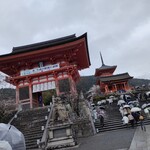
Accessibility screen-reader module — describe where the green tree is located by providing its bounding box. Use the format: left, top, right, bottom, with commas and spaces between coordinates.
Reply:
42, 90, 56, 106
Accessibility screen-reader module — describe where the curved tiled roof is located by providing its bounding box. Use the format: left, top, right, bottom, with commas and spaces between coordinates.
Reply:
96, 64, 117, 70
12, 34, 76, 54
99, 72, 133, 82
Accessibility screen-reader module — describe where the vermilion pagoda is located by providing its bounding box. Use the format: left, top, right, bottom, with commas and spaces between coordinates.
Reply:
95, 53, 133, 94
0, 33, 91, 108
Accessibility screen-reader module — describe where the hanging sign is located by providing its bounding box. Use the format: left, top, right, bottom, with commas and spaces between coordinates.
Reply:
20, 63, 60, 76
32, 81, 56, 93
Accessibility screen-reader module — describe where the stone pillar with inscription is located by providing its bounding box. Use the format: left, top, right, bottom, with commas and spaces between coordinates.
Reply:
46, 97, 76, 149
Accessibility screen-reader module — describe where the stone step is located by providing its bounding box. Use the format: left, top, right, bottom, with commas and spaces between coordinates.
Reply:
13, 119, 47, 127
11, 107, 50, 150
15, 114, 49, 122
94, 100, 150, 133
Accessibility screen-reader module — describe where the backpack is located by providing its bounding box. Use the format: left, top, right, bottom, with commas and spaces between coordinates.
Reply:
139, 115, 144, 120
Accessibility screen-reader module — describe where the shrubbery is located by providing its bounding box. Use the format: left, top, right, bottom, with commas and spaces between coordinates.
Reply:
0, 100, 16, 123
93, 95, 106, 104
42, 90, 56, 106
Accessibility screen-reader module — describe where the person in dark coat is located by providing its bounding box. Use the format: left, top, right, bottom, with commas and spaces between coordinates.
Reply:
144, 93, 148, 101
123, 94, 126, 102
139, 113, 146, 131
132, 112, 140, 124
128, 113, 135, 128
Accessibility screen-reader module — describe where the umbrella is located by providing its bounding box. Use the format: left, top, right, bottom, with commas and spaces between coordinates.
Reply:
131, 107, 141, 112
99, 106, 105, 110
0, 123, 26, 150
128, 101, 134, 105
109, 96, 114, 98
106, 98, 113, 103
117, 100, 125, 105
132, 101, 139, 104
142, 103, 147, 109
87, 94, 92, 98
101, 100, 106, 104
97, 101, 102, 105
144, 108, 149, 114
146, 103, 150, 107
146, 91, 150, 95
91, 103, 95, 106
0, 141, 12, 150
123, 105, 131, 108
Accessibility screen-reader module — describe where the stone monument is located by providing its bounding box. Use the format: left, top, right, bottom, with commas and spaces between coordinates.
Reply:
46, 96, 76, 150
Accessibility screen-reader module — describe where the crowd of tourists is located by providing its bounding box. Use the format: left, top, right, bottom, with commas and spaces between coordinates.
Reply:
118, 94, 146, 131
91, 104, 105, 128
90, 92, 150, 132
90, 97, 116, 128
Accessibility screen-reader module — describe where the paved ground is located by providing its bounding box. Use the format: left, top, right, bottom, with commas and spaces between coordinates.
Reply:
54, 125, 150, 150
73, 128, 135, 150
129, 125, 149, 150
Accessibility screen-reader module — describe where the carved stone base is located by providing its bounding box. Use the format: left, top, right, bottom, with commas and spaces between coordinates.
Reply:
46, 122, 76, 150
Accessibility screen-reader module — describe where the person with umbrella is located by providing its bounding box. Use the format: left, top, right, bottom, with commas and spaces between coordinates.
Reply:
122, 115, 129, 127
123, 105, 131, 115
96, 107, 105, 128
123, 107, 128, 116
128, 113, 135, 128
0, 123, 26, 150
144, 108, 150, 118
139, 113, 146, 131
132, 111, 140, 124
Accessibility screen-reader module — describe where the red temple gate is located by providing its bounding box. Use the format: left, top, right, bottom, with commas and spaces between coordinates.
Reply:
0, 33, 90, 109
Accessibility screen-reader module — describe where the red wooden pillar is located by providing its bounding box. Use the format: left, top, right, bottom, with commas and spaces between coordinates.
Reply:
105, 85, 108, 93
16, 85, 19, 106
29, 83, 33, 108
71, 78, 77, 95
114, 84, 117, 92
69, 75, 77, 95
123, 82, 127, 91
55, 78, 60, 96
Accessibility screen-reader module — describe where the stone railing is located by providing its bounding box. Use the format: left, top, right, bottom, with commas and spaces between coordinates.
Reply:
39, 104, 54, 149
8, 103, 23, 124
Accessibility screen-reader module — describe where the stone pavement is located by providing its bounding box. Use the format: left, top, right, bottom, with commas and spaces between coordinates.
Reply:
129, 125, 150, 150
69, 125, 150, 150
72, 128, 135, 150
44, 125, 150, 150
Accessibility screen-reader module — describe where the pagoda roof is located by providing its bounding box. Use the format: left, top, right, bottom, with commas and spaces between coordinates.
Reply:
97, 64, 117, 70
94, 52, 117, 76
99, 72, 133, 82
95, 65, 117, 76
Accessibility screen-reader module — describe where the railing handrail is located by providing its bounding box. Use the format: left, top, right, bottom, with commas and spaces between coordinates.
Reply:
8, 106, 22, 124
40, 104, 54, 149
85, 100, 96, 135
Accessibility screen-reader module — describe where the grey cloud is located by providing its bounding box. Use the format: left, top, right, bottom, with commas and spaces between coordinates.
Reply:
0, 0, 150, 79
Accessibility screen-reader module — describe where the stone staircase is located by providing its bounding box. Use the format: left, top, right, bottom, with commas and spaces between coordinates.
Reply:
11, 106, 50, 150
94, 101, 150, 133
94, 102, 123, 132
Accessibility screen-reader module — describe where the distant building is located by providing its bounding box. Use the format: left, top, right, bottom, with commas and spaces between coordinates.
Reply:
95, 52, 133, 94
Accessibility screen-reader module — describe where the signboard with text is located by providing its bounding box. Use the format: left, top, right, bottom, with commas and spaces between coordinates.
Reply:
32, 81, 56, 93
20, 63, 60, 76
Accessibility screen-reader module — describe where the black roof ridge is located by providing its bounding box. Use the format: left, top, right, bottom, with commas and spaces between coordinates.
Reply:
96, 64, 117, 70
12, 34, 76, 54
0, 33, 90, 68
101, 64, 117, 68
100, 72, 130, 78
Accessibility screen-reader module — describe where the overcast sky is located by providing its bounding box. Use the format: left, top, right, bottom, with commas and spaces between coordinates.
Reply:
0, 0, 150, 79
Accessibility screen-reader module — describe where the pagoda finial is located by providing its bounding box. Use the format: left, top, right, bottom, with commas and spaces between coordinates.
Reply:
100, 52, 105, 66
